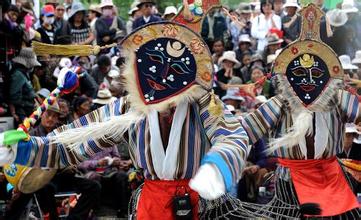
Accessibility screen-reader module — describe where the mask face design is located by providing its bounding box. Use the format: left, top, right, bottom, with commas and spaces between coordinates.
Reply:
286, 53, 330, 106
135, 38, 197, 104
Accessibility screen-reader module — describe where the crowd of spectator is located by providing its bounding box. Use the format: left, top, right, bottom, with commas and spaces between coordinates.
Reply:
1, 0, 361, 218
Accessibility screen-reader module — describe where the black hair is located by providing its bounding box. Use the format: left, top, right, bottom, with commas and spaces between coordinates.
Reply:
97, 55, 111, 67
260, 0, 274, 14
212, 39, 225, 47
72, 96, 89, 113
8, 4, 20, 14
116, 56, 125, 67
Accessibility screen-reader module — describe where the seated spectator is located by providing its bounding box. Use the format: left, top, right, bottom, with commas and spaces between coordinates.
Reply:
215, 51, 242, 98
88, 4, 102, 45
30, 101, 61, 136
8, 48, 40, 124
96, 0, 127, 47
282, 0, 301, 45
58, 98, 71, 125
263, 34, 283, 61
163, 6, 177, 21
352, 51, 361, 77
35, 88, 50, 107
247, 65, 274, 98
273, 0, 284, 16
126, 2, 141, 34
211, 39, 225, 70
326, 9, 353, 57
338, 123, 361, 161
54, 4, 65, 31
201, 8, 228, 48
251, 0, 281, 52
92, 88, 117, 110
221, 78, 245, 115
132, 0, 161, 30
340, 55, 359, 80
71, 96, 92, 120
91, 55, 119, 85
240, 53, 265, 83
235, 34, 253, 62
0, 4, 23, 60
230, 3, 252, 50
37, 5, 56, 44
66, 2, 94, 45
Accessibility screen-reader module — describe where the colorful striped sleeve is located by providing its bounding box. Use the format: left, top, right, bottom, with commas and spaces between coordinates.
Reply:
241, 95, 284, 145
14, 98, 126, 169
198, 94, 250, 192
338, 90, 360, 123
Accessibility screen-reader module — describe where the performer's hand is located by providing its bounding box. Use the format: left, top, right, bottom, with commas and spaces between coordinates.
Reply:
0, 130, 27, 165
189, 163, 225, 200
244, 165, 260, 175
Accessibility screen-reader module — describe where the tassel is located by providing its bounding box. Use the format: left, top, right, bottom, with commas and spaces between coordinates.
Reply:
208, 91, 222, 117
32, 41, 117, 56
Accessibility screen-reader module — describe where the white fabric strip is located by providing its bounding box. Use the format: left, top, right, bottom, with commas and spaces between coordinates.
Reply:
314, 112, 329, 159
148, 100, 188, 180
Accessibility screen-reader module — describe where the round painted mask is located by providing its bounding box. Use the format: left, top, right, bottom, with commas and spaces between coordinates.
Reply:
120, 22, 213, 110
286, 54, 330, 105
135, 38, 197, 103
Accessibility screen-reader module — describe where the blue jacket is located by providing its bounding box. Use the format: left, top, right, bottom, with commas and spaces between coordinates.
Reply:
132, 15, 162, 30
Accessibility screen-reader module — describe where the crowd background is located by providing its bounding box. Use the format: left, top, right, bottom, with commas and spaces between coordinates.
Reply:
0, 0, 361, 219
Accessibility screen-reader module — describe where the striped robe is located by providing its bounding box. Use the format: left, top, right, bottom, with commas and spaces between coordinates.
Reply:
242, 90, 360, 159
14, 94, 250, 190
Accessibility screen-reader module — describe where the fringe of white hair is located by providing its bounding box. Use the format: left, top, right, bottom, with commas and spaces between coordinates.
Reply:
266, 75, 343, 154
121, 50, 208, 114
50, 111, 144, 151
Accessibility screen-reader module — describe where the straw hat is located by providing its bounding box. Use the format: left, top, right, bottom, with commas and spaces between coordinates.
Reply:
352, 51, 361, 64
339, 55, 358, 70
326, 9, 348, 27
266, 34, 284, 46
108, 69, 120, 78
137, 0, 156, 7
68, 2, 86, 19
12, 48, 41, 69
238, 34, 252, 44
342, 1, 359, 13
47, 101, 62, 114
283, 0, 301, 9
267, 54, 277, 64
222, 88, 245, 102
128, 1, 140, 15
36, 88, 50, 99
164, 6, 177, 16
237, 3, 252, 14
89, 4, 102, 15
100, 0, 115, 8
345, 123, 361, 134
218, 51, 241, 68
93, 89, 117, 105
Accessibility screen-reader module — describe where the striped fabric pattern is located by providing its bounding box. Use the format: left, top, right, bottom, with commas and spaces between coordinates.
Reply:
15, 94, 250, 186
241, 90, 360, 159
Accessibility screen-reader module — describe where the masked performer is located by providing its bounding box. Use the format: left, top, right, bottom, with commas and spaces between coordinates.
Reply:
201, 4, 360, 219
0, 22, 250, 219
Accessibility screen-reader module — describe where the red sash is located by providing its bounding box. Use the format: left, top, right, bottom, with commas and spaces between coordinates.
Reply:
278, 157, 360, 217
137, 179, 199, 220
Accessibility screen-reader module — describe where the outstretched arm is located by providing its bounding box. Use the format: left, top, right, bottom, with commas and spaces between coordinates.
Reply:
241, 95, 284, 145
190, 94, 250, 199
7, 98, 130, 169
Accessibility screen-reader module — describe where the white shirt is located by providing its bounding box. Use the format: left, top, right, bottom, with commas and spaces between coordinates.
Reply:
251, 13, 282, 51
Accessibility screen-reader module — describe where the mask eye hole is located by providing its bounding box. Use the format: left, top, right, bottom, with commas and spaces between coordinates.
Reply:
148, 54, 164, 64
170, 63, 187, 75
292, 67, 307, 77
311, 68, 324, 78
